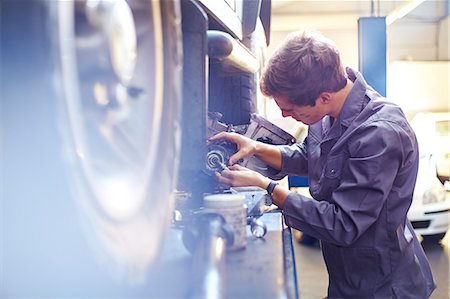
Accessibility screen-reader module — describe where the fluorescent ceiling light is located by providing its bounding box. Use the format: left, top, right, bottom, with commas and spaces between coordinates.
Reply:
386, 0, 427, 26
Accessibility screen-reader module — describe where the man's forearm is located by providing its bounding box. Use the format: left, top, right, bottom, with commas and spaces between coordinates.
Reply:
254, 142, 282, 170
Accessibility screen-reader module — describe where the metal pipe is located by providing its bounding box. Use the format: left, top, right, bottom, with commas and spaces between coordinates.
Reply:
183, 213, 234, 299
207, 30, 259, 74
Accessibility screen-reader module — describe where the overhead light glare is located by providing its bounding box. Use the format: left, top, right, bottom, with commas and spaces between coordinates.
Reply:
386, 0, 427, 26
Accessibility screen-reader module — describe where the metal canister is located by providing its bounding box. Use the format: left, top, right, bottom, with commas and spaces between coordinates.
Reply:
203, 193, 247, 251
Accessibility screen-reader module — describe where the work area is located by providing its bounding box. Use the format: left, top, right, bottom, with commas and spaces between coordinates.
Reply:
1, 0, 449, 298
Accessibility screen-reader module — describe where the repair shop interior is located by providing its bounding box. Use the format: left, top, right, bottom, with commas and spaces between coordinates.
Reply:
1, 0, 449, 298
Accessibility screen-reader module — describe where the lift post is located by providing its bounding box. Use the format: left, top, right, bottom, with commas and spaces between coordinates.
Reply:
358, 17, 387, 97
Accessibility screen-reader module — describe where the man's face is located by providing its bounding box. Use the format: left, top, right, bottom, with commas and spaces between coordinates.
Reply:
273, 96, 326, 125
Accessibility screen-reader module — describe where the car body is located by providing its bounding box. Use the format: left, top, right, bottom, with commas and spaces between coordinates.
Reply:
2, 0, 272, 296
407, 112, 450, 242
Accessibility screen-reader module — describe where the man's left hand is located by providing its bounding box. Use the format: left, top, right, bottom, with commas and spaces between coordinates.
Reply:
215, 164, 270, 189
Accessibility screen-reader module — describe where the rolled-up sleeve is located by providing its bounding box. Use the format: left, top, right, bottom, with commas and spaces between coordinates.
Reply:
282, 120, 416, 246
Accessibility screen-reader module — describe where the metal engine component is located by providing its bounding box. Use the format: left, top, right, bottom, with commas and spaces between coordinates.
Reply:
230, 186, 272, 238
230, 186, 270, 217
205, 143, 236, 174
250, 217, 267, 238
244, 114, 297, 145
242, 114, 296, 176
206, 113, 296, 177
207, 111, 247, 139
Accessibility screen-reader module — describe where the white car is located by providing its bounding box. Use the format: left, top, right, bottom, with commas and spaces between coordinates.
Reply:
408, 151, 450, 243
410, 112, 450, 184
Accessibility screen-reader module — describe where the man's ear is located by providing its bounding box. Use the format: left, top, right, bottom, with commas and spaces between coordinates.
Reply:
319, 92, 332, 104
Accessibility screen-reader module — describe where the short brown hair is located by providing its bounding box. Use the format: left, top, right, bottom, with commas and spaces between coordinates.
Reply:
260, 29, 347, 106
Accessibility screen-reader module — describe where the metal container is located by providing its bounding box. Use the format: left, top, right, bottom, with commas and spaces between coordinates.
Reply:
204, 194, 247, 250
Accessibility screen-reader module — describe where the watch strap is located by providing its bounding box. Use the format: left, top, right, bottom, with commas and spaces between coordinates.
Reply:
266, 181, 278, 196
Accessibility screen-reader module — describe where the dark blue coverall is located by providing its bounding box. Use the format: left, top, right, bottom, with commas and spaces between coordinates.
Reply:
271, 68, 435, 298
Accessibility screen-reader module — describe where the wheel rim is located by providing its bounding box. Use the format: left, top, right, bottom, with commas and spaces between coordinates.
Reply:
58, 0, 164, 220
56, 0, 171, 278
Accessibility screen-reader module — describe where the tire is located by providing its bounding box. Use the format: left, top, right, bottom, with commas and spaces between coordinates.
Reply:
208, 19, 267, 125
209, 71, 255, 125
2, 0, 181, 295
422, 233, 447, 244
53, 0, 182, 277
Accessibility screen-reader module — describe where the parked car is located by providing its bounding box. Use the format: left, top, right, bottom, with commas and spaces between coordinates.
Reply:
407, 112, 450, 243
410, 112, 450, 184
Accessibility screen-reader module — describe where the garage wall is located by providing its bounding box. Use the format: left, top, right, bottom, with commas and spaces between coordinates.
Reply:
438, 16, 449, 60
387, 60, 450, 120
269, 15, 449, 68
388, 21, 439, 61
269, 29, 359, 69
265, 1, 449, 133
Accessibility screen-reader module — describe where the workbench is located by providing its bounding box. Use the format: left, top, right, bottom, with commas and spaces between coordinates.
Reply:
141, 211, 299, 298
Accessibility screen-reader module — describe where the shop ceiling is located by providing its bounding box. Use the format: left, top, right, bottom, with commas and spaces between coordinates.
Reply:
269, 0, 449, 62
271, 0, 449, 32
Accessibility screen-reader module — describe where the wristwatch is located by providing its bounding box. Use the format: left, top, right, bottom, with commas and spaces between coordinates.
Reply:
266, 181, 278, 197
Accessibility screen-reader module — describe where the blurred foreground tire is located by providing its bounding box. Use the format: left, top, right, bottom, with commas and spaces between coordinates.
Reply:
2, 0, 182, 296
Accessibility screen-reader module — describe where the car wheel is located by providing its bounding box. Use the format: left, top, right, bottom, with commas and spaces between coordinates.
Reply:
52, 0, 182, 276
422, 233, 447, 243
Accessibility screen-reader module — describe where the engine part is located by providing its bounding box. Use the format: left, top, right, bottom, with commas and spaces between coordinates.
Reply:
250, 217, 267, 238
230, 186, 271, 217
230, 186, 271, 238
206, 113, 296, 178
207, 111, 247, 139
205, 143, 237, 174
242, 114, 296, 176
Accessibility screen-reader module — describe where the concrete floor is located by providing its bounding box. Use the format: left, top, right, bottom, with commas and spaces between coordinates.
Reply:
293, 230, 450, 299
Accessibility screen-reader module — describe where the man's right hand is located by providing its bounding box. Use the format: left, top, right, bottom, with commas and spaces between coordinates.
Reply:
207, 132, 257, 165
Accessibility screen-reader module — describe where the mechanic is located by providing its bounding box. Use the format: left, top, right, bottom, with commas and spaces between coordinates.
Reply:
209, 29, 435, 298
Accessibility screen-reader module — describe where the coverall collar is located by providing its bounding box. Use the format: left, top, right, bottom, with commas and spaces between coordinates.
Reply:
309, 67, 371, 144
338, 67, 370, 128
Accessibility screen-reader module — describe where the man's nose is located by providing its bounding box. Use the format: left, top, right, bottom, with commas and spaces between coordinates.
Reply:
281, 110, 290, 118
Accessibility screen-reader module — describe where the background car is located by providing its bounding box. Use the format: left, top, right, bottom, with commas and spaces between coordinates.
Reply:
408, 112, 450, 243
410, 112, 450, 184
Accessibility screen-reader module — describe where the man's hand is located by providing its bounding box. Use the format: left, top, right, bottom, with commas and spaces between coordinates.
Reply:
217, 164, 289, 208
208, 132, 257, 165
215, 164, 270, 189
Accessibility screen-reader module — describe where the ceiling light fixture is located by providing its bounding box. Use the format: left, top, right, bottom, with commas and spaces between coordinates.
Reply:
386, 0, 427, 26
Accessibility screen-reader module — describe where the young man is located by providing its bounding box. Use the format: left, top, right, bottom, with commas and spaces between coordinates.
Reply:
210, 29, 435, 298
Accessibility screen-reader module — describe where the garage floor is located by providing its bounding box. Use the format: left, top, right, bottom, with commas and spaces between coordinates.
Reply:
293, 230, 450, 299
